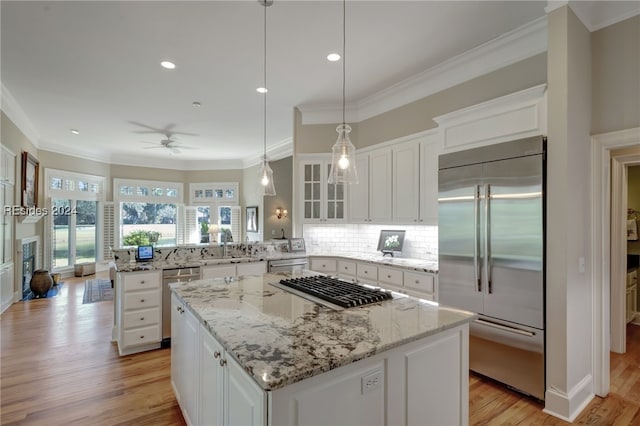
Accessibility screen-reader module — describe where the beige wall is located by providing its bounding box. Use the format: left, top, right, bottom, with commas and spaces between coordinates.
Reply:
545, 5, 593, 413
591, 15, 640, 135
263, 156, 293, 241
294, 53, 547, 153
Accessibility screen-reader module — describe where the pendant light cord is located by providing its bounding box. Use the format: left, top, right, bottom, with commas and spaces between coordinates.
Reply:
263, 1, 267, 160
342, 0, 346, 126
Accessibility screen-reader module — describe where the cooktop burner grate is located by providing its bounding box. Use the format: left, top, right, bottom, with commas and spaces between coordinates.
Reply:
278, 276, 392, 309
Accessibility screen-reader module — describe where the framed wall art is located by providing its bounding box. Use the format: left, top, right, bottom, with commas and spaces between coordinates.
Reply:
21, 151, 39, 208
246, 206, 258, 233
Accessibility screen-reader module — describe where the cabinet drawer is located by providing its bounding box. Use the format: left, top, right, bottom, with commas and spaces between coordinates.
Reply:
124, 290, 160, 310
123, 307, 160, 329
378, 267, 403, 286
122, 325, 160, 347
123, 271, 160, 292
404, 271, 434, 294
337, 260, 356, 276
357, 263, 378, 282
310, 258, 337, 273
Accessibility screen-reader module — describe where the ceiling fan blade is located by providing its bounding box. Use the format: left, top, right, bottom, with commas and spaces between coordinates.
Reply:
143, 146, 164, 149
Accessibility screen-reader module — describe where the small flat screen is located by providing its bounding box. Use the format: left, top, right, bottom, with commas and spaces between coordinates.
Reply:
137, 245, 154, 262
377, 230, 406, 256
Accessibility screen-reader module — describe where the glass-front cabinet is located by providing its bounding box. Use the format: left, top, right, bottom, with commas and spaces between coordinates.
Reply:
299, 157, 346, 223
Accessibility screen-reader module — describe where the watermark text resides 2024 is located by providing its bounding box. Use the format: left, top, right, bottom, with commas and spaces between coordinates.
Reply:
3, 205, 77, 216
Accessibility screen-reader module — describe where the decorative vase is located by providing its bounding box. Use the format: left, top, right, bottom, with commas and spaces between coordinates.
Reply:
30, 270, 53, 298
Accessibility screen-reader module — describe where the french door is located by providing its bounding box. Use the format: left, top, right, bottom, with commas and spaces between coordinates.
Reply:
52, 198, 97, 270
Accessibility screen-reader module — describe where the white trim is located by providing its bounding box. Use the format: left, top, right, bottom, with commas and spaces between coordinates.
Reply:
543, 374, 594, 422
568, 1, 640, 32
591, 127, 640, 398
352, 128, 439, 155
45, 168, 106, 201
0, 83, 40, 146
188, 182, 239, 205
113, 178, 183, 204
242, 137, 294, 168
299, 16, 548, 125
433, 84, 547, 153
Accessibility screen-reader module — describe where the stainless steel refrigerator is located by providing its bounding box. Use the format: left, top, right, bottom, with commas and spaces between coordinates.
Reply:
438, 136, 546, 400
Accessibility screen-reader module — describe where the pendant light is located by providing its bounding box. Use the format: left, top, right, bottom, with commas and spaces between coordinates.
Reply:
257, 0, 276, 196
328, 0, 358, 185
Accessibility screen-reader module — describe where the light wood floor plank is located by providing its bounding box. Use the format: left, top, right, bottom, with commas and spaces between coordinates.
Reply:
2, 272, 639, 425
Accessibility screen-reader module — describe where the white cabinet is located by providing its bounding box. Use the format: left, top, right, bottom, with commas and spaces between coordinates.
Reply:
299, 158, 347, 223
172, 297, 266, 426
627, 269, 638, 323
350, 150, 392, 223
115, 270, 162, 355
0, 264, 14, 313
0, 146, 16, 185
202, 261, 267, 280
309, 256, 438, 301
392, 137, 439, 225
0, 183, 13, 265
171, 293, 199, 425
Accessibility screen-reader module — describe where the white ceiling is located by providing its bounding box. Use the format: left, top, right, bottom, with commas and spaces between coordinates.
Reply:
1, 1, 637, 170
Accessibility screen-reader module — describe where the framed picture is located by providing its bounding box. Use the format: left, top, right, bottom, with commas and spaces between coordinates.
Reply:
377, 230, 406, 257
21, 151, 39, 208
246, 206, 258, 233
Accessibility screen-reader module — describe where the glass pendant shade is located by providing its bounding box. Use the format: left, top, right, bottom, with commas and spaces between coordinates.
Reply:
328, 123, 358, 184
257, 155, 276, 196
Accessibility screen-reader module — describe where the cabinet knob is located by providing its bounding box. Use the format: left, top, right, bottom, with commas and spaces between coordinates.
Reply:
364, 271, 368, 274
415, 280, 420, 284
140, 317, 144, 321
414, 219, 417, 222
139, 335, 145, 339
140, 299, 145, 303
387, 275, 391, 278
214, 351, 221, 359
219, 359, 227, 367
140, 280, 145, 284
344, 266, 348, 270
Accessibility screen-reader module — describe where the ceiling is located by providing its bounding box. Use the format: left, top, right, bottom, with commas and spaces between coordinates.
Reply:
1, 1, 637, 170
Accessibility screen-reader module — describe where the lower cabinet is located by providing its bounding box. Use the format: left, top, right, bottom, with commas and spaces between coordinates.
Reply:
0, 263, 14, 313
172, 294, 266, 426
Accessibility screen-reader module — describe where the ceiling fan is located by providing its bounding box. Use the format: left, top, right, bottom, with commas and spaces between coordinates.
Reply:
142, 134, 197, 154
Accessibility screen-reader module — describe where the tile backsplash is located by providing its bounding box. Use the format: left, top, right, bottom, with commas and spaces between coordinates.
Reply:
303, 224, 438, 259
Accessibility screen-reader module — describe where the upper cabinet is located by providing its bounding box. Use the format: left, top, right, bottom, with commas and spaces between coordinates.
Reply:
349, 149, 392, 223
0, 146, 16, 186
298, 157, 347, 223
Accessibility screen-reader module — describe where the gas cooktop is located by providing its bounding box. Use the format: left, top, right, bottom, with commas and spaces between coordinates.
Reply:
273, 276, 393, 310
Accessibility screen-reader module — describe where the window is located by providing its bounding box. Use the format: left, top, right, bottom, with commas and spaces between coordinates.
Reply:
45, 169, 105, 272
114, 179, 183, 248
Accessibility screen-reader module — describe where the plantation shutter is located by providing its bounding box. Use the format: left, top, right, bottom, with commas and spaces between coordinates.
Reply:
230, 206, 241, 243
184, 207, 199, 245
102, 202, 115, 261
176, 205, 186, 245
44, 197, 53, 270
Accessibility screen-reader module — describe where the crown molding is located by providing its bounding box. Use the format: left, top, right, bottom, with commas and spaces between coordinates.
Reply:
1, 83, 41, 147
299, 16, 547, 125
242, 137, 294, 168
546, 1, 640, 32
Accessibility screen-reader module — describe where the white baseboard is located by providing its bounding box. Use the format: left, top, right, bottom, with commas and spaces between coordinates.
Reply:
544, 374, 594, 422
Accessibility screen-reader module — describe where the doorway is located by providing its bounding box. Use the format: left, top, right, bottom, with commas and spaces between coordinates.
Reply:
592, 127, 640, 397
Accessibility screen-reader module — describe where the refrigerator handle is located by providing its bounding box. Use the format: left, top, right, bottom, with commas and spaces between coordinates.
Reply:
474, 185, 481, 292
485, 184, 492, 294
474, 318, 535, 337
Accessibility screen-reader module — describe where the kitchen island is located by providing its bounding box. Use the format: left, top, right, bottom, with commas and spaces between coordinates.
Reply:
170, 271, 475, 426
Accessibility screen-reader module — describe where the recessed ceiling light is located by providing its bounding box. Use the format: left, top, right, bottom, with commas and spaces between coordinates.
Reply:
192, 101, 201, 107
70, 129, 79, 135
327, 53, 341, 62
256, 87, 268, 94
160, 61, 176, 70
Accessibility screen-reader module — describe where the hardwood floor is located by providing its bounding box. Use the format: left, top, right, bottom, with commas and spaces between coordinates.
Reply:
2, 271, 639, 425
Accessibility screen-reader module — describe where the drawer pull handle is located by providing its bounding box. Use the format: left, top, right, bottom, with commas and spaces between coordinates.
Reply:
140, 299, 145, 303
219, 359, 227, 367
139, 335, 145, 339
214, 351, 221, 359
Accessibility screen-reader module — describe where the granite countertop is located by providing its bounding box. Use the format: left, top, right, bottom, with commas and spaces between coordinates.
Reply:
308, 252, 439, 273
115, 252, 307, 273
171, 271, 474, 391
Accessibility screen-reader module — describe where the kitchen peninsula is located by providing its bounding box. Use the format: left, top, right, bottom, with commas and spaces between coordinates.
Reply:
170, 271, 475, 426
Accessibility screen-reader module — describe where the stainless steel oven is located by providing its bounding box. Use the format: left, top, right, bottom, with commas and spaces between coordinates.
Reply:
162, 266, 200, 346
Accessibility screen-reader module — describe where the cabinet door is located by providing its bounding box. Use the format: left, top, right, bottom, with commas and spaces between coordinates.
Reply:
301, 162, 323, 221
368, 150, 392, 223
202, 264, 236, 279
1, 184, 13, 264
393, 141, 420, 223
325, 163, 346, 221
236, 261, 266, 276
420, 139, 439, 225
0, 264, 14, 312
199, 325, 224, 426
170, 294, 184, 403
182, 307, 199, 425
224, 355, 266, 426
349, 155, 370, 222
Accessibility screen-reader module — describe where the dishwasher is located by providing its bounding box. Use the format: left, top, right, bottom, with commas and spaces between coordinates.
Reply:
162, 266, 200, 346
267, 257, 308, 272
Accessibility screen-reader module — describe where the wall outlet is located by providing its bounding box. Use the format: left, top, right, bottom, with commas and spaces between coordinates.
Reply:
361, 369, 383, 394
